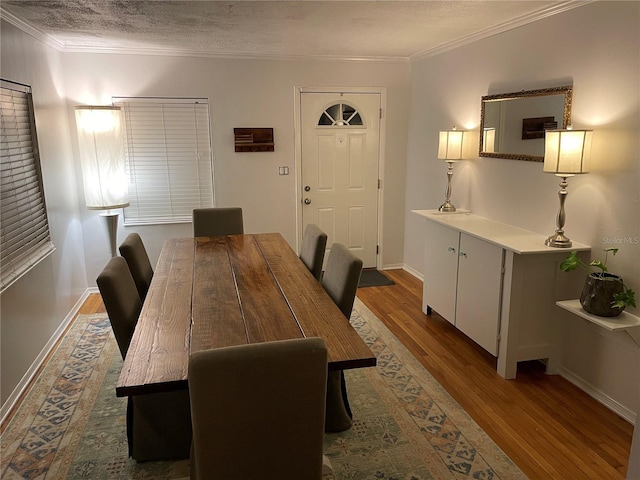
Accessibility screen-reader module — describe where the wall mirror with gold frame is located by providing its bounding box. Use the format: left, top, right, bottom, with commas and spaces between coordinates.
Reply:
479, 86, 573, 162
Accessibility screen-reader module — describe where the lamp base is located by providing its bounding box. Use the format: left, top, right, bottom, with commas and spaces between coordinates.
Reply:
545, 231, 572, 248
546, 175, 572, 248
100, 211, 120, 257
438, 201, 456, 212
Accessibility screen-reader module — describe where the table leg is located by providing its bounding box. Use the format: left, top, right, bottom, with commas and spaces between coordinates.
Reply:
325, 370, 352, 432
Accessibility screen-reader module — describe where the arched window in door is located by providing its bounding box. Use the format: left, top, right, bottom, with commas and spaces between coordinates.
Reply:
318, 103, 363, 127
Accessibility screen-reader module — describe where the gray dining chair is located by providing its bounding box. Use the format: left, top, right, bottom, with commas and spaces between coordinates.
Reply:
96, 257, 191, 462
97, 256, 142, 359
188, 337, 328, 480
299, 223, 328, 281
192, 207, 244, 237
119, 232, 154, 302
320, 243, 363, 432
321, 243, 363, 320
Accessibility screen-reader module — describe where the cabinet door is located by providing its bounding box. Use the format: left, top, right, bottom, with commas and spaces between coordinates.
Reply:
423, 221, 459, 324
455, 234, 504, 356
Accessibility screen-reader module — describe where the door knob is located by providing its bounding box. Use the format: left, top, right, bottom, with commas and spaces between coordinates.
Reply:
304, 198, 311, 205
304, 185, 311, 192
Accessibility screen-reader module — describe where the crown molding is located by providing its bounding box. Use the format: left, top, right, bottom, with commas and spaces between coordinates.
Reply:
0, 6, 407, 64
3, 1, 592, 64
409, 0, 594, 62
60, 43, 410, 63
1, 8, 66, 51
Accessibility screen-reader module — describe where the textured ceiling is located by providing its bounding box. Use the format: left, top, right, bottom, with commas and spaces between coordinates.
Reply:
1, 1, 578, 60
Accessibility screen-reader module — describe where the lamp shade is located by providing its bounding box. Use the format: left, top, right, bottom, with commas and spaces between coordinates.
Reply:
438, 128, 464, 160
75, 106, 129, 209
543, 129, 592, 175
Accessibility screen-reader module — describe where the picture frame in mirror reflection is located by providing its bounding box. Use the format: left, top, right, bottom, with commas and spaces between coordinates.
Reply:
479, 86, 572, 162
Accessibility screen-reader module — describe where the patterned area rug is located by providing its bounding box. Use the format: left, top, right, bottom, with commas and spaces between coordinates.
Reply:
1, 299, 526, 479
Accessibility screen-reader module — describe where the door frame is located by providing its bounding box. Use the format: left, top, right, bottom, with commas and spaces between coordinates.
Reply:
294, 86, 387, 270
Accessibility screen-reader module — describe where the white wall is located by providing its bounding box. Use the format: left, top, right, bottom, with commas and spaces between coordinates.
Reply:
404, 1, 639, 420
3, 0, 637, 446
60, 54, 410, 284
1, 21, 88, 405
0, 22, 410, 409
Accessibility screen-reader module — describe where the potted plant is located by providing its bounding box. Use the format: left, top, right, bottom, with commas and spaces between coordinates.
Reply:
560, 248, 636, 317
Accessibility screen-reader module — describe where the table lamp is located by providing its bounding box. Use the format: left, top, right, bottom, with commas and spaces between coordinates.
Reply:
437, 126, 464, 212
75, 106, 129, 256
543, 127, 592, 248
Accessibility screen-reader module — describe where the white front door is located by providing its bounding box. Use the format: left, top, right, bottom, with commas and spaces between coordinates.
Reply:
300, 92, 381, 268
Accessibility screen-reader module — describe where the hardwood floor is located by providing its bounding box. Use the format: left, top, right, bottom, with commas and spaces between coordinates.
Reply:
77, 269, 633, 478
356, 269, 633, 480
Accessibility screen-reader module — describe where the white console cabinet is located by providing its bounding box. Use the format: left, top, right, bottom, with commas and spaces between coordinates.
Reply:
414, 210, 590, 379
425, 220, 503, 355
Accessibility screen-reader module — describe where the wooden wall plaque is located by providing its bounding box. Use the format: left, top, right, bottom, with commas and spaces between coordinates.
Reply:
234, 128, 274, 152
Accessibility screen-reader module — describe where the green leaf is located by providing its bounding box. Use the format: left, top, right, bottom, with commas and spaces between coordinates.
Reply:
560, 251, 580, 272
589, 260, 608, 273
612, 289, 636, 309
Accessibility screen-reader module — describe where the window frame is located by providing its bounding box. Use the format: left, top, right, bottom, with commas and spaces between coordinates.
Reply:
113, 97, 214, 226
0, 79, 55, 293
317, 102, 365, 127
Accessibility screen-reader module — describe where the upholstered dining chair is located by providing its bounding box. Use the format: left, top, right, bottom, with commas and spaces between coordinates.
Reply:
119, 232, 154, 302
299, 223, 328, 281
188, 337, 328, 480
321, 243, 363, 320
192, 207, 244, 237
320, 243, 363, 432
96, 257, 192, 462
97, 256, 142, 359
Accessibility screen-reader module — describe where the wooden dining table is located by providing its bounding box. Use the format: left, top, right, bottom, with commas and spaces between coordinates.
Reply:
116, 232, 376, 398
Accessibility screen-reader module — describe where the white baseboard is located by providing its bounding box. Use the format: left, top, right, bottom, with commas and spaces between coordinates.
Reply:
0, 288, 93, 425
558, 366, 637, 425
380, 263, 403, 271
377, 263, 423, 281
402, 263, 423, 281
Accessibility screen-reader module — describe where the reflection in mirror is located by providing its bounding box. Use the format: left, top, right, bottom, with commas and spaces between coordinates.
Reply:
479, 86, 572, 162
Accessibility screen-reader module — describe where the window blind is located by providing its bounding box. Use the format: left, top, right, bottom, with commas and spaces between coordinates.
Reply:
0, 80, 55, 293
114, 98, 214, 225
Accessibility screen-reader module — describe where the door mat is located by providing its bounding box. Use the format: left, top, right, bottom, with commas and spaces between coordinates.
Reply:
358, 269, 395, 288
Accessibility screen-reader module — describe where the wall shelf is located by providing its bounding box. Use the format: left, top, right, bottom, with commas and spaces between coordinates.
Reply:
556, 299, 640, 346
